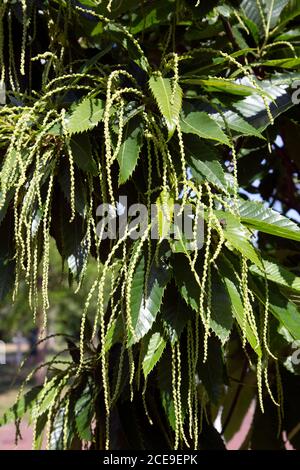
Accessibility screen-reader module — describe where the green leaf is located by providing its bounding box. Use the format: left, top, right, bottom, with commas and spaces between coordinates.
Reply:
129, 3, 172, 34
149, 75, 182, 140
212, 111, 265, 139
128, 255, 171, 346
32, 377, 60, 418
266, 0, 290, 28
105, 315, 124, 352
49, 409, 65, 450
225, 275, 261, 355
174, 254, 199, 312
256, 283, 300, 341
197, 336, 225, 405
277, 0, 300, 30
33, 413, 48, 450
0, 259, 15, 301
232, 79, 293, 131
241, 0, 289, 34
239, 200, 300, 241
156, 189, 174, 241
48, 98, 107, 136
185, 137, 228, 191
276, 27, 300, 40
258, 58, 300, 69
0, 386, 42, 426
57, 98, 105, 135
105, 23, 150, 72
250, 259, 300, 292
158, 349, 176, 430
210, 268, 234, 345
180, 110, 230, 145
75, 386, 94, 441
212, 210, 263, 269
181, 78, 259, 96
68, 98, 104, 134
161, 293, 193, 344
117, 116, 143, 184
142, 331, 166, 378
219, 258, 262, 356
174, 256, 233, 344
0, 190, 13, 227
70, 133, 98, 176
49, 405, 77, 450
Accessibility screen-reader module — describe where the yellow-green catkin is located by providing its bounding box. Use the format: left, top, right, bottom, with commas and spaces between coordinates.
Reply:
233, 10, 249, 34
93, 225, 136, 340
153, 137, 161, 178
13, 188, 24, 297
230, 142, 239, 215
176, 342, 190, 448
145, 137, 153, 299
257, 356, 264, 413
264, 364, 280, 406
8, 10, 19, 91
275, 362, 284, 436
103, 71, 138, 204
256, 0, 268, 35
171, 343, 180, 449
20, 0, 27, 76
63, 396, 70, 449
93, 226, 145, 449
98, 273, 112, 438
262, 41, 297, 57
75, 178, 94, 293
111, 340, 126, 404
263, 274, 277, 360
215, 104, 239, 213
193, 370, 200, 450
78, 278, 98, 374
32, 241, 39, 322
41, 172, 54, 336
142, 379, 153, 426
31, 411, 38, 450
191, 184, 202, 269
171, 53, 179, 106
199, 182, 213, 362
241, 257, 259, 349
0, 3, 6, 85
187, 322, 194, 440
176, 119, 188, 211
210, 212, 225, 264
150, 119, 170, 193
126, 347, 135, 400
111, 97, 125, 162
46, 375, 69, 450
61, 108, 76, 222
124, 259, 136, 402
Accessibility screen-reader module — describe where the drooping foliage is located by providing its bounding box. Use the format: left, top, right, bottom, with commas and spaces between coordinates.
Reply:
0, 0, 300, 450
